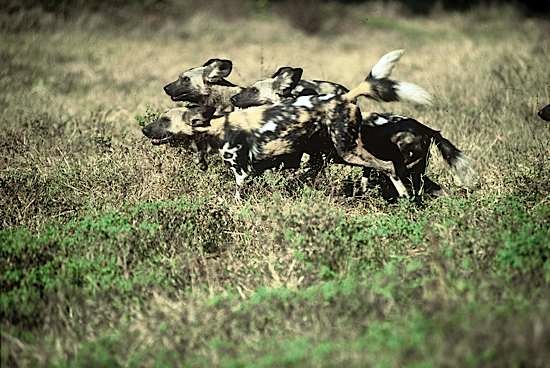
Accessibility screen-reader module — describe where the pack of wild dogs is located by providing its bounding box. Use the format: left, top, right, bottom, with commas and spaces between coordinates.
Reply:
142, 50, 476, 201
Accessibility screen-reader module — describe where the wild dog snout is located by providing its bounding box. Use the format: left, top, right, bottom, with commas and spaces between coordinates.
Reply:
142, 116, 173, 145
163, 81, 180, 98
142, 125, 152, 137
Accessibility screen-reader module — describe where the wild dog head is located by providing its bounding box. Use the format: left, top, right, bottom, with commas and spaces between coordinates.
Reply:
163, 59, 233, 103
141, 105, 215, 145
230, 67, 302, 108
538, 104, 550, 121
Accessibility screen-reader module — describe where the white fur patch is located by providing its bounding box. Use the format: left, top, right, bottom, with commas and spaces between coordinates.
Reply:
293, 95, 314, 108
318, 94, 335, 101
374, 116, 389, 126
371, 49, 404, 79
219, 142, 241, 166
259, 121, 278, 133
231, 167, 248, 200
232, 167, 248, 185
450, 154, 476, 187
389, 175, 409, 198
396, 82, 433, 105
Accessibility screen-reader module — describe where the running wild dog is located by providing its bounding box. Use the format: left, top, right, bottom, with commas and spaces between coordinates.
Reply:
230, 56, 463, 197
162, 50, 433, 181
143, 59, 474, 199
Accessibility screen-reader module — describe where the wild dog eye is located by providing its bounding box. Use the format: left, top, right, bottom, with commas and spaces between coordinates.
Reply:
251, 87, 259, 93
181, 76, 190, 82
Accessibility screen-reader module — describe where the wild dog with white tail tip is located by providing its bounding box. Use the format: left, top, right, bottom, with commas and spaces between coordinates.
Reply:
162, 51, 431, 174
143, 62, 468, 199
231, 50, 460, 197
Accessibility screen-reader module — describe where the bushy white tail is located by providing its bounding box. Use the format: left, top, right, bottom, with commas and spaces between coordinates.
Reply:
434, 133, 477, 187
395, 81, 433, 105
345, 49, 433, 105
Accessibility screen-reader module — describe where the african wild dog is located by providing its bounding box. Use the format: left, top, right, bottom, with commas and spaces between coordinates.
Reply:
358, 112, 474, 196
162, 51, 431, 174
142, 69, 474, 199
163, 58, 241, 118
230, 51, 455, 197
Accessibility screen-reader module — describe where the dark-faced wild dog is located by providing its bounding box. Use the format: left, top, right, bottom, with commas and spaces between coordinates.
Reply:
163, 58, 240, 119
143, 65, 474, 199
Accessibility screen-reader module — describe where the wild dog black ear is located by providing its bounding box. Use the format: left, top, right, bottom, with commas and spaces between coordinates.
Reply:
273, 67, 303, 96
203, 59, 233, 82
298, 88, 318, 96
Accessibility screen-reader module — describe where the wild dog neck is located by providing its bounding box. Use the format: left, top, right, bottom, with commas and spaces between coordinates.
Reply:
203, 83, 243, 116
193, 114, 228, 149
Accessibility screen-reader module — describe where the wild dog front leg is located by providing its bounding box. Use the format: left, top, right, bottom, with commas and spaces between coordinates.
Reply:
301, 152, 326, 183
346, 148, 409, 198
219, 142, 249, 200
194, 139, 209, 171
230, 166, 248, 200
328, 132, 401, 194
328, 129, 409, 197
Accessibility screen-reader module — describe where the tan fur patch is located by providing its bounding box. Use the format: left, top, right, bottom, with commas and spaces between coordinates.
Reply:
262, 139, 292, 155
296, 110, 312, 124
163, 108, 193, 136
226, 107, 267, 132
205, 116, 226, 140
391, 131, 416, 146
344, 81, 374, 102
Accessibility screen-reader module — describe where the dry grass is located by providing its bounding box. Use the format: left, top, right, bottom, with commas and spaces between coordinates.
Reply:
1, 2, 550, 367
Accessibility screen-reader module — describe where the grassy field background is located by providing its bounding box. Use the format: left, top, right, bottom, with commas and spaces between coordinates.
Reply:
1, 1, 549, 366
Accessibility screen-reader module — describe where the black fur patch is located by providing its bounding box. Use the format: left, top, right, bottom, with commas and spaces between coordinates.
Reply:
538, 104, 550, 121
366, 73, 399, 102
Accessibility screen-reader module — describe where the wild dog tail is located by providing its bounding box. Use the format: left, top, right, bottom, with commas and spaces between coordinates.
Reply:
343, 49, 432, 105
433, 133, 476, 187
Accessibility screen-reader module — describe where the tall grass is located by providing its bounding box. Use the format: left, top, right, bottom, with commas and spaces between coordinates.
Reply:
1, 3, 549, 367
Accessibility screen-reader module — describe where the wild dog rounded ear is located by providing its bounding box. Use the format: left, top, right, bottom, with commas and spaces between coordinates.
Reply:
273, 67, 303, 96
203, 59, 233, 82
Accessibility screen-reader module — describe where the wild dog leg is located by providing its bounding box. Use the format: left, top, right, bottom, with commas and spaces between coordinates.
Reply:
218, 142, 248, 199
360, 167, 379, 193
195, 139, 209, 171
230, 166, 248, 200
388, 157, 411, 198
301, 152, 326, 183
326, 119, 410, 197
338, 147, 411, 197
408, 157, 446, 197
